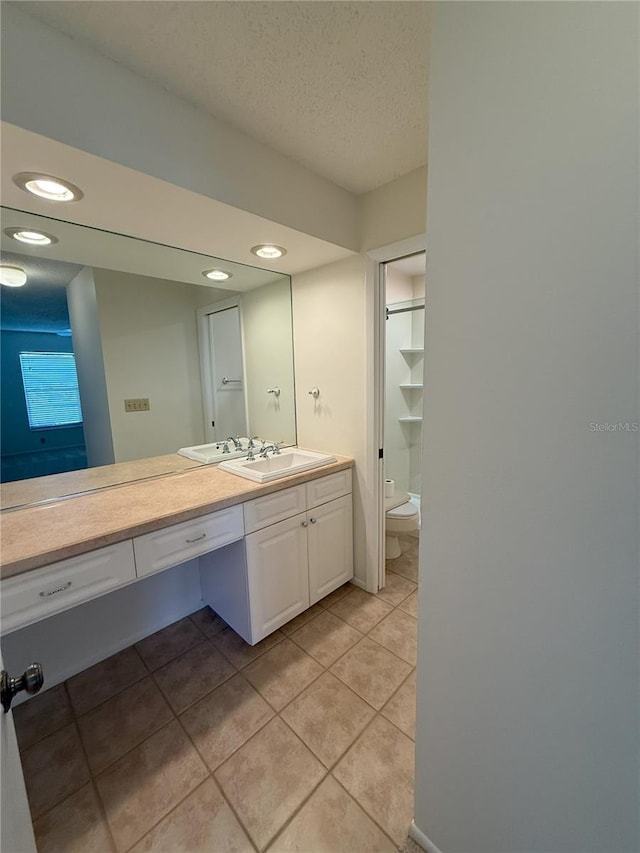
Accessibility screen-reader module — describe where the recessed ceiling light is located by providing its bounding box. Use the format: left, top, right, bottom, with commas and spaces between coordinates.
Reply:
203, 269, 233, 281
0, 265, 27, 287
13, 172, 84, 202
251, 244, 287, 260
4, 227, 58, 246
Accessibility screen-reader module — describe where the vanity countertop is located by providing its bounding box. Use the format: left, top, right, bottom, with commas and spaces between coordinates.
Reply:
0, 456, 353, 580
0, 453, 202, 511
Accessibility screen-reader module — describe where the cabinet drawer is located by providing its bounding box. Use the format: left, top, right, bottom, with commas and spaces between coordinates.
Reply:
134, 505, 244, 577
243, 485, 306, 534
306, 469, 352, 509
1, 541, 136, 634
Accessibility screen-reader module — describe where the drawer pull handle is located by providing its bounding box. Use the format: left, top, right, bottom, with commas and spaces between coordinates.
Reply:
186, 533, 207, 543
39, 581, 72, 598
310, 517, 317, 524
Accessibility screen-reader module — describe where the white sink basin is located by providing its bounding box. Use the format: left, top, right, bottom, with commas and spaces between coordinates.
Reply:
178, 440, 275, 464
218, 448, 336, 483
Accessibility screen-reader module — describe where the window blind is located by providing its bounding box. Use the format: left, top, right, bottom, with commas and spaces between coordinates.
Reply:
18, 351, 83, 429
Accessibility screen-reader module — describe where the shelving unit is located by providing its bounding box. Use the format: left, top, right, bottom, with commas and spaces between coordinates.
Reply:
398, 349, 423, 423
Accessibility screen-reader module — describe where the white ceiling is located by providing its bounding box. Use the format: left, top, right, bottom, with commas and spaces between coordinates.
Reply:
13, 0, 431, 195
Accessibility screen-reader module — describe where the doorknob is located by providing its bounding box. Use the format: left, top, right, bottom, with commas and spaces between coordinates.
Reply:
1, 663, 44, 713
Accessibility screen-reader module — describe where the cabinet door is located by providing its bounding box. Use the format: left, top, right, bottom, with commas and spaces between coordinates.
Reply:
245, 514, 310, 642
307, 495, 353, 605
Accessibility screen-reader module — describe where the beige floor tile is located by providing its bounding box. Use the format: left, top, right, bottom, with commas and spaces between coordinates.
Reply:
13, 683, 73, 750
289, 610, 362, 667
129, 778, 253, 853
330, 637, 412, 710
211, 626, 284, 669
66, 646, 147, 716
215, 717, 326, 851
21, 722, 90, 819
375, 572, 417, 608
329, 588, 392, 634
381, 670, 417, 740
78, 677, 172, 773
243, 638, 323, 711
33, 783, 112, 853
189, 605, 228, 637
153, 640, 236, 714
397, 588, 418, 618
96, 720, 207, 852
316, 583, 352, 609
280, 672, 374, 768
267, 775, 396, 853
333, 716, 415, 846
180, 673, 274, 771
386, 551, 418, 583
135, 617, 204, 671
280, 603, 324, 636
368, 609, 418, 665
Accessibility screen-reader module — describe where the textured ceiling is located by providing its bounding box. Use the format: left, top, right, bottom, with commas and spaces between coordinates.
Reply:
0, 250, 81, 332
14, 1, 430, 194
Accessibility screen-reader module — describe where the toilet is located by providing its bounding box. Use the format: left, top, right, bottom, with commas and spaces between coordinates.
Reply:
385, 493, 420, 560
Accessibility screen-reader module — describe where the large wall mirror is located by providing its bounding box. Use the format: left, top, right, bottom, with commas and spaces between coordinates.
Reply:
0, 207, 296, 509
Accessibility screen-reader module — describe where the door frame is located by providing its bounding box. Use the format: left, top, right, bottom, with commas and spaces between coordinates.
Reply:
364, 234, 426, 593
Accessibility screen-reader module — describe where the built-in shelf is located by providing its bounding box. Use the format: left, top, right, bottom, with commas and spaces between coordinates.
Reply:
399, 383, 423, 390
399, 348, 424, 355
398, 416, 423, 423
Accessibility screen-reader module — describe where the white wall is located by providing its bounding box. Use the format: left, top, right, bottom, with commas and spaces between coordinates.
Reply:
241, 279, 296, 446
415, 4, 639, 853
66, 266, 115, 467
94, 270, 212, 462
360, 165, 427, 252
292, 255, 368, 585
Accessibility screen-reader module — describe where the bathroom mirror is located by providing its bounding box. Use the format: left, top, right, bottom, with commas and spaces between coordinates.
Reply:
0, 207, 296, 509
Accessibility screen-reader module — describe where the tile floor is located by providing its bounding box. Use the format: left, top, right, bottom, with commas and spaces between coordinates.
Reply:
15, 535, 419, 853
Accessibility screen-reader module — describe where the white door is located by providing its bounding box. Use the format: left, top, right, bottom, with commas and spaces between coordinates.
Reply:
0, 654, 37, 853
245, 514, 309, 641
208, 306, 248, 440
307, 495, 354, 605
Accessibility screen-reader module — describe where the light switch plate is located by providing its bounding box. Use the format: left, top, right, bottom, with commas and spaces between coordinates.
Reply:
124, 398, 150, 412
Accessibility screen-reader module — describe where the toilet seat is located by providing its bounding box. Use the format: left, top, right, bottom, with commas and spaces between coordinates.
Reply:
386, 501, 419, 520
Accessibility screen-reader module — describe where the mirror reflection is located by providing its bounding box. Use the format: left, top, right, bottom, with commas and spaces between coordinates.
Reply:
0, 207, 296, 509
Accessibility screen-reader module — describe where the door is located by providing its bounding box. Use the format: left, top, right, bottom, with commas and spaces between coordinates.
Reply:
245, 514, 309, 641
307, 495, 353, 605
0, 653, 37, 853
198, 300, 248, 443
208, 306, 248, 441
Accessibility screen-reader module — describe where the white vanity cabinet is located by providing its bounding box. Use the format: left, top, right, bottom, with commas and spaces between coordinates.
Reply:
202, 469, 353, 644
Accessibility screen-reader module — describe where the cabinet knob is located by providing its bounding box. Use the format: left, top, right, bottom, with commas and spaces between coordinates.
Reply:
310, 517, 317, 524
301, 521, 309, 528
1, 663, 44, 713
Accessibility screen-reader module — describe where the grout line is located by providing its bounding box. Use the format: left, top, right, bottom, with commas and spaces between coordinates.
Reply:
329, 768, 405, 851
73, 717, 119, 853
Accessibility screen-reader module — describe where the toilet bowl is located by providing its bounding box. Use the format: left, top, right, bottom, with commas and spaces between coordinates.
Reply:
385, 495, 420, 560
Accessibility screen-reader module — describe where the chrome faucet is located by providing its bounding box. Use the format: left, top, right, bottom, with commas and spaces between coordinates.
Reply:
226, 436, 242, 450
259, 443, 281, 458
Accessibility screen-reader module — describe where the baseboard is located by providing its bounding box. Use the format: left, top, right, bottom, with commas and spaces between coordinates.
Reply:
409, 821, 444, 853
349, 576, 366, 591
